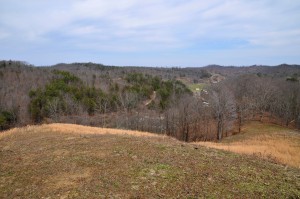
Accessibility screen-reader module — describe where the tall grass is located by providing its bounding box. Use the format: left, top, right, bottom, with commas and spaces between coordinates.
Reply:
0, 123, 166, 140
197, 122, 300, 168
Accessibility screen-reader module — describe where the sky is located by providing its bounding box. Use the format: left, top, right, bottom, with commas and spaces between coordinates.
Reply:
0, 0, 300, 67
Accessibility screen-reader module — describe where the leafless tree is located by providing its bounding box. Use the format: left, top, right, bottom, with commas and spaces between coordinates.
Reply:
47, 98, 60, 122
208, 84, 236, 140
118, 91, 139, 128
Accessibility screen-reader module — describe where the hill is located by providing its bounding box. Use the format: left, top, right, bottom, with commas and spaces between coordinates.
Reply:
1, 124, 299, 198
1, 60, 300, 142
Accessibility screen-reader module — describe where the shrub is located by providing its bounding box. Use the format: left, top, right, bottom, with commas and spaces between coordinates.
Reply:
0, 110, 17, 130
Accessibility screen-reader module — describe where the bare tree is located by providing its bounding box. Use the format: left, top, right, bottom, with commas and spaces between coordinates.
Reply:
47, 98, 60, 122
118, 91, 139, 128
209, 84, 236, 140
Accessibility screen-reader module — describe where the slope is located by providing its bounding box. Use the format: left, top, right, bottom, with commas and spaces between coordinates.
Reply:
0, 124, 299, 198
197, 121, 300, 168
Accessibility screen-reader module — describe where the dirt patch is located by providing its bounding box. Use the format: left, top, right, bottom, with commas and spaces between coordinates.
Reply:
144, 91, 156, 106
47, 168, 92, 189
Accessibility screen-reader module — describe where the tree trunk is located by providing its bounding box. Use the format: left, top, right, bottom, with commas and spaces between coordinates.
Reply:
217, 119, 223, 141
237, 108, 242, 134
184, 124, 189, 142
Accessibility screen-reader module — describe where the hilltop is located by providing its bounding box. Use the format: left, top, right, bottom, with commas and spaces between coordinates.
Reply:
1, 124, 299, 198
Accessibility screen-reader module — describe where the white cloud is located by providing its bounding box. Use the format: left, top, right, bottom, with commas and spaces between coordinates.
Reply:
0, 0, 300, 65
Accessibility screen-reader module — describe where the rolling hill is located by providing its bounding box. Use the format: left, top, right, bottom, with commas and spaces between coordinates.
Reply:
1, 124, 299, 198
1, 61, 300, 143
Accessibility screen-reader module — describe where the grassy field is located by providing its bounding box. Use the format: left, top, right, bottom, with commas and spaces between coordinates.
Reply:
197, 121, 300, 168
0, 124, 300, 198
187, 83, 206, 92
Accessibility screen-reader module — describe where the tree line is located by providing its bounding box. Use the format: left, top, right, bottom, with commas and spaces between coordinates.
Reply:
0, 60, 299, 141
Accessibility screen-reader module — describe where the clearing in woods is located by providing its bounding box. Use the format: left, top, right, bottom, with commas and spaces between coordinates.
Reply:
0, 123, 299, 198
187, 83, 206, 92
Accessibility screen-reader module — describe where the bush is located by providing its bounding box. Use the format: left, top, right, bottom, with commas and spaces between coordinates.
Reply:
0, 110, 17, 130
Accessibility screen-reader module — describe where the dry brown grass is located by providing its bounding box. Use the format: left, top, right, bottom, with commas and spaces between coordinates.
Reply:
0, 123, 164, 139
197, 122, 300, 168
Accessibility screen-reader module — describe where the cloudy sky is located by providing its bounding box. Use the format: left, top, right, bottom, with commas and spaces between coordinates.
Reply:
0, 0, 300, 66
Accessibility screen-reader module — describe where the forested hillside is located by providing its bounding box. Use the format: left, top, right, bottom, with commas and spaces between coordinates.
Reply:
1, 60, 299, 141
